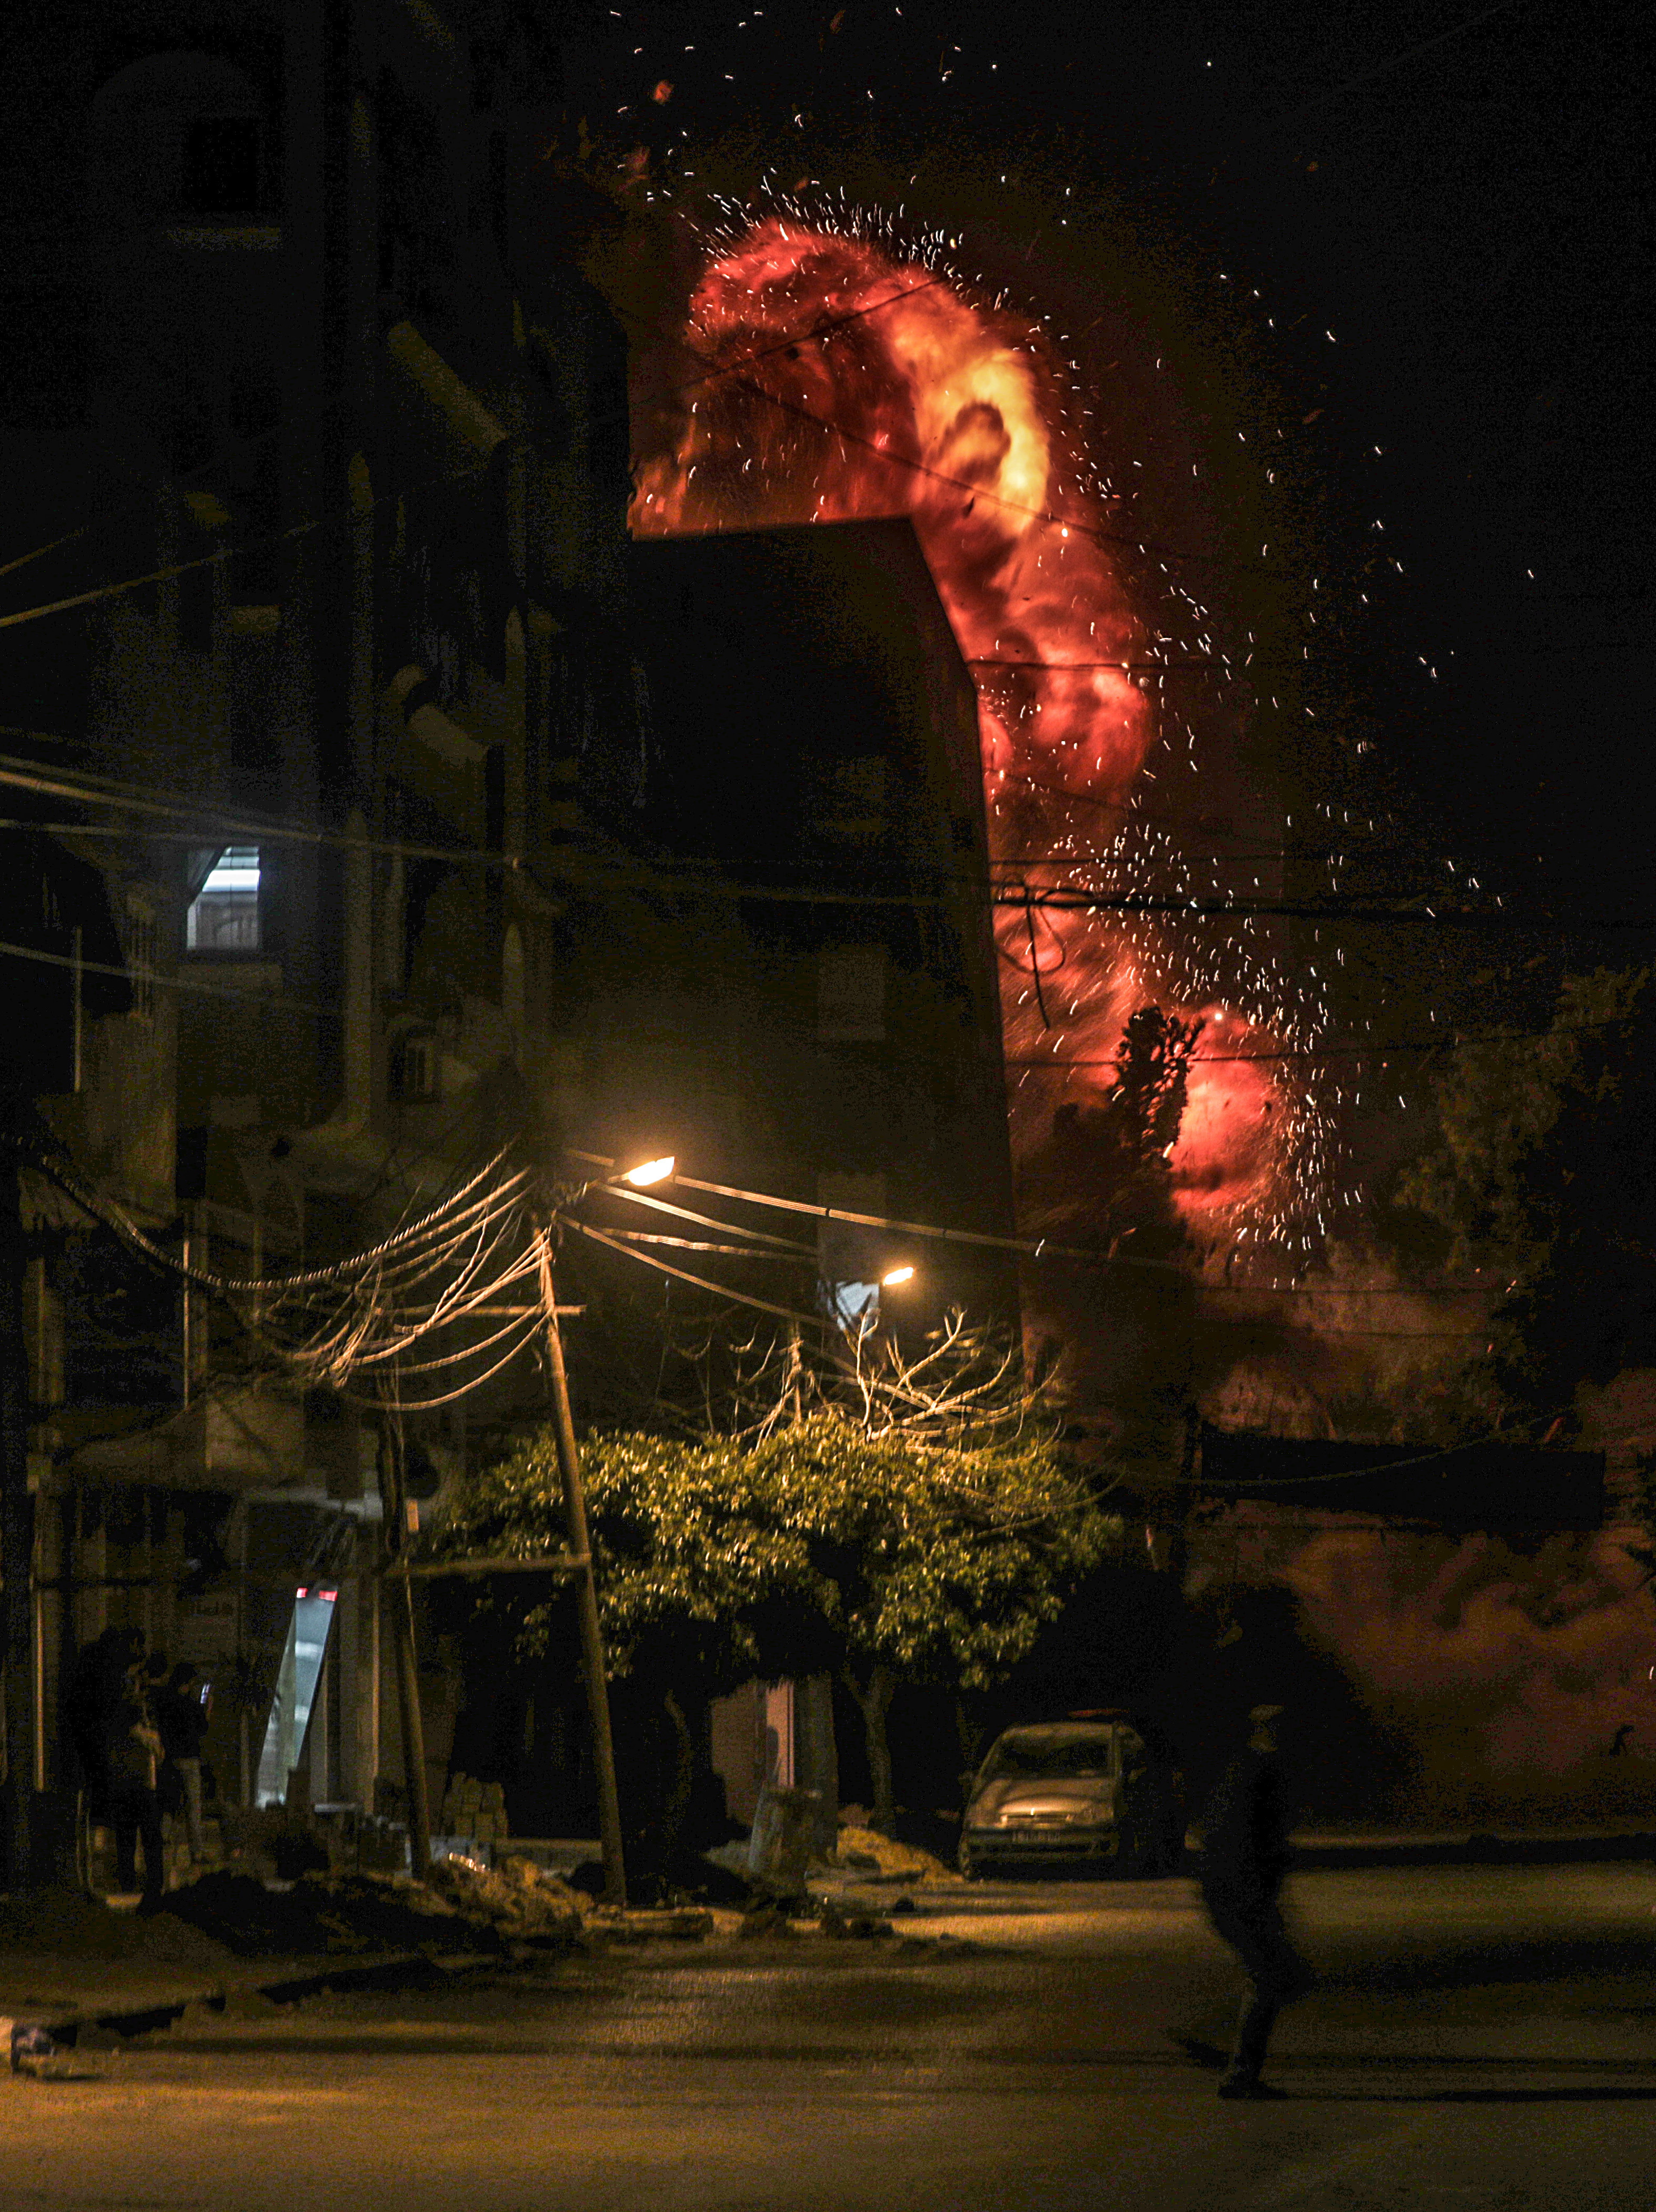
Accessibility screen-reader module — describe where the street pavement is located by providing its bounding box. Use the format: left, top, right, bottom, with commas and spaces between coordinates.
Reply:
3, 1861, 1655, 2210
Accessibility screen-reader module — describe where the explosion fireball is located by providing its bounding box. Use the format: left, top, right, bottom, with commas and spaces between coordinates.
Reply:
632, 207, 1334, 1259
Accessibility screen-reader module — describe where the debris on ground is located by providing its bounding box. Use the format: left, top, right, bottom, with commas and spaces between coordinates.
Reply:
588, 1905, 715, 1944
428, 1854, 587, 1945
817, 1899, 893, 1940
161, 1869, 493, 1959
831, 1826, 964, 1883
0, 1886, 235, 1972
736, 1899, 800, 1941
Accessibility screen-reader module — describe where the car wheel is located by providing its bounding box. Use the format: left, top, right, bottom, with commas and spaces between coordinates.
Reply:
958, 1846, 987, 1881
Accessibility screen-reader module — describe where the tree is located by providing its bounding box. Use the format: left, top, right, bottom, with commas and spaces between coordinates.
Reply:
432, 1327, 1120, 1839
1398, 966, 1656, 1414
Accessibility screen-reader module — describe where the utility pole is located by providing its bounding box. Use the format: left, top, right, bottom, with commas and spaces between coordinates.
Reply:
376, 1399, 432, 1883
534, 1231, 626, 1908
0, 1108, 36, 1890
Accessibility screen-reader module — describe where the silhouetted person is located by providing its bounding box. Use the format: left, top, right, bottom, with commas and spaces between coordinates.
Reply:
1172, 1703, 1311, 2098
66, 1626, 144, 1816
106, 1659, 166, 1911
156, 1663, 210, 1863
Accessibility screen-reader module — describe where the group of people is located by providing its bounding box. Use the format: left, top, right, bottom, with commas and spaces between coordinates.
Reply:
65, 1627, 212, 1911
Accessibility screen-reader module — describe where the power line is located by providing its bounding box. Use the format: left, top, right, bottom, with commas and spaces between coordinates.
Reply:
565, 1215, 823, 1327
671, 1168, 1185, 1277
607, 1170, 1506, 1300
1231, 0, 1548, 154
698, 353, 1246, 574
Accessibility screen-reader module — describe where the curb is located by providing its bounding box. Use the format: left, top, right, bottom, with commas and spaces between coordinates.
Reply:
1287, 1830, 1656, 1872
17, 1946, 463, 2061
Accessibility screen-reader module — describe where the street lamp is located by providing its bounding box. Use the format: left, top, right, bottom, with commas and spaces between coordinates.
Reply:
620, 1155, 675, 1188
880, 1264, 915, 1288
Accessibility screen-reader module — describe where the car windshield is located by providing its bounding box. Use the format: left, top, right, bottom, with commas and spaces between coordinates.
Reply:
980, 1733, 1115, 1782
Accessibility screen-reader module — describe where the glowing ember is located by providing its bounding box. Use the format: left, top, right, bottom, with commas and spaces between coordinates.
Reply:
633, 208, 1332, 1255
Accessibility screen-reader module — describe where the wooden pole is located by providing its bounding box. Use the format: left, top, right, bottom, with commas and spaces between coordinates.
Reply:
376, 1402, 432, 1882
535, 1233, 626, 1907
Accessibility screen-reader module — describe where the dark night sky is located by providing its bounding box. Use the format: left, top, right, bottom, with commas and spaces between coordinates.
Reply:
2, 0, 1649, 905
556, 0, 1652, 897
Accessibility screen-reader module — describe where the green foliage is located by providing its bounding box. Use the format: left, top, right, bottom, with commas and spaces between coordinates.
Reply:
432, 1412, 1119, 1699
1398, 967, 1656, 1409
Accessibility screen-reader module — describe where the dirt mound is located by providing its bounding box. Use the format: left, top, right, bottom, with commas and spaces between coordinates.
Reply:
832, 1826, 964, 1883
161, 1869, 495, 1959
0, 1886, 235, 1971
428, 1854, 587, 1942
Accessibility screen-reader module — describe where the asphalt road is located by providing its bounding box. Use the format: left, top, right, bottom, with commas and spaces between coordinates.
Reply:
5, 1863, 1656, 2212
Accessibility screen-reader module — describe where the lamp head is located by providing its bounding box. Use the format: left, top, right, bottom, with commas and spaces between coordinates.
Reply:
621, 1155, 676, 1188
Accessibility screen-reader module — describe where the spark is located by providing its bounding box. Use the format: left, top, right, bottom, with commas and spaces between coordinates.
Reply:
632, 201, 1337, 1256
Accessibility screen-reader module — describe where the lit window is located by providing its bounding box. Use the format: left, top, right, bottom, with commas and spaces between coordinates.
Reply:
186, 847, 260, 951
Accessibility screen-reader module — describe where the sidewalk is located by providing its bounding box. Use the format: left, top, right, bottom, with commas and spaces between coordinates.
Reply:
1288, 1823, 1656, 1870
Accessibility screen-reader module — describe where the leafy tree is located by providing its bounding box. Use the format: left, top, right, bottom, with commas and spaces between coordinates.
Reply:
1398, 966, 1656, 1414
433, 1406, 1118, 1837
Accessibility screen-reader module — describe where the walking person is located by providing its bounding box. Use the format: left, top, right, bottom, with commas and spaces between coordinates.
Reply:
105, 1654, 166, 1912
1172, 1703, 1312, 2099
156, 1663, 211, 1866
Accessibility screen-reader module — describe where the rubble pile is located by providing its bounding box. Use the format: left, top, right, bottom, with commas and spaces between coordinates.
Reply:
0, 1886, 235, 1971
832, 1825, 964, 1884
161, 1868, 504, 1959
428, 1854, 587, 1943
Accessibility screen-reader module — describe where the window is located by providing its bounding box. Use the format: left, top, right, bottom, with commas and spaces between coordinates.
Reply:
186, 848, 260, 951
181, 115, 262, 216
817, 942, 886, 1042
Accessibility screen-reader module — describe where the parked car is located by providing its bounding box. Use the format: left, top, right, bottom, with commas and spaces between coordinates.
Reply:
958, 1717, 1183, 1879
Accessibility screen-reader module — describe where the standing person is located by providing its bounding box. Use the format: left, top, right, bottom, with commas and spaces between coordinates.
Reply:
1171, 1704, 1312, 2100
66, 1626, 144, 1892
66, 1626, 142, 1807
156, 1663, 210, 1865
105, 1656, 166, 1912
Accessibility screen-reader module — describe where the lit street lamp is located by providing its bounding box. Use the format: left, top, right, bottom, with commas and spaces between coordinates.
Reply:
620, 1155, 676, 1188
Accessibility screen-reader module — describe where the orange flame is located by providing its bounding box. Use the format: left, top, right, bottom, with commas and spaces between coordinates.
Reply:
633, 215, 1314, 1247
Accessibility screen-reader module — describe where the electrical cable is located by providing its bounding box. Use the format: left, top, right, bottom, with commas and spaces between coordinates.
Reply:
597, 1227, 817, 1260
596, 1178, 820, 1253
0, 277, 948, 631
702, 356, 1246, 573
565, 1215, 826, 1328
0, 746, 515, 869
645, 1168, 1506, 1297
668, 1171, 1187, 1275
